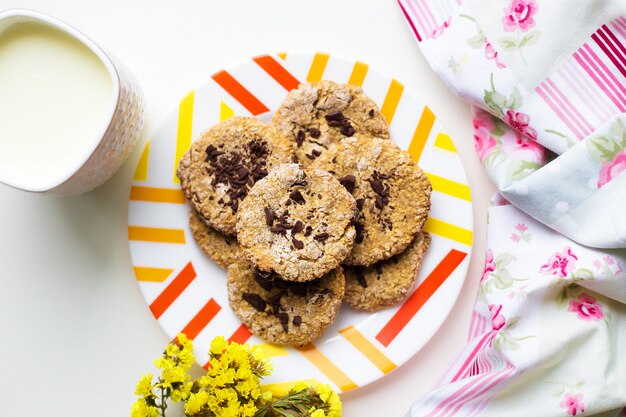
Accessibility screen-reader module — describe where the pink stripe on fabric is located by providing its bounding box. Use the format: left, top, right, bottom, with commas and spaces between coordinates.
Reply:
544, 77, 594, 135
593, 30, 626, 78
560, 63, 614, 121
419, 0, 439, 30
464, 368, 516, 417
405, 0, 430, 40
583, 45, 626, 108
612, 20, 626, 40
603, 24, 626, 64
574, 50, 626, 112
412, 0, 436, 37
437, 367, 514, 417
398, 0, 422, 41
535, 84, 585, 139
425, 373, 494, 417
451, 332, 495, 382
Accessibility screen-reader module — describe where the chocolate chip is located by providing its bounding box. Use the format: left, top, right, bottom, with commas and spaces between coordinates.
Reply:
354, 221, 365, 243
296, 130, 305, 147
368, 109, 375, 118
324, 111, 344, 121
340, 124, 355, 137
311, 149, 321, 157
255, 273, 274, 291
278, 312, 289, 332
289, 190, 305, 205
293, 316, 302, 326
308, 127, 321, 138
338, 175, 356, 193
292, 237, 304, 249
242, 293, 266, 312
313, 233, 329, 242
327, 119, 343, 127
290, 283, 308, 297
354, 267, 367, 288
292, 220, 304, 234
267, 290, 285, 305
356, 198, 365, 211
264, 207, 275, 226
205, 144, 224, 162
368, 178, 385, 196
304, 225, 313, 237
230, 200, 238, 212
375, 195, 384, 210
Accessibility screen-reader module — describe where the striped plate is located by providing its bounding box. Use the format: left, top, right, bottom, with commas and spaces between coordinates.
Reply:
127, 52, 473, 393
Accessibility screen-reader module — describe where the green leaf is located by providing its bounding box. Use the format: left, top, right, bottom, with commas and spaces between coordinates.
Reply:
467, 33, 485, 49
496, 253, 517, 267
504, 87, 524, 110
510, 160, 541, 180
572, 268, 594, 281
520, 31, 540, 47
505, 316, 521, 329
484, 90, 506, 116
498, 36, 518, 51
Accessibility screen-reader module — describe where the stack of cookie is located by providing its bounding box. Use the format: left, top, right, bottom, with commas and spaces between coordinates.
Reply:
177, 81, 432, 347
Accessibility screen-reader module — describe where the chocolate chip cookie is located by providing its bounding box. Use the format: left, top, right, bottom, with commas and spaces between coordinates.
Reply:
177, 116, 295, 236
236, 163, 357, 282
311, 134, 431, 266
344, 232, 431, 311
227, 261, 345, 346
189, 209, 241, 269
272, 81, 389, 167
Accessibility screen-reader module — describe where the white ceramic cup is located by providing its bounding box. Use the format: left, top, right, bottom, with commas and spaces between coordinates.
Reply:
0, 9, 145, 195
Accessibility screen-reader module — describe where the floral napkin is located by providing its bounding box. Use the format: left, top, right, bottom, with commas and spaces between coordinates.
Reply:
398, 0, 626, 415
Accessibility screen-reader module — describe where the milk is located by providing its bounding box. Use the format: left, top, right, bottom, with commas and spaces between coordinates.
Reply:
0, 21, 114, 191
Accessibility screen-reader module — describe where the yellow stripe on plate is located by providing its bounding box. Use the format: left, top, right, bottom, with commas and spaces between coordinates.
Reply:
434, 132, 457, 153
173, 90, 195, 184
277, 52, 287, 60
348, 61, 368, 86
134, 267, 174, 282
128, 226, 186, 244
219, 100, 234, 121
380, 79, 404, 124
339, 326, 396, 374
257, 343, 289, 357
133, 141, 150, 181
130, 186, 186, 204
261, 379, 320, 397
306, 53, 330, 82
298, 344, 358, 392
408, 106, 436, 163
423, 217, 473, 246
424, 173, 471, 201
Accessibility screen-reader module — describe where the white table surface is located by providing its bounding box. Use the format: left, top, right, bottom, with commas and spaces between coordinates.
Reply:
0, 1, 495, 416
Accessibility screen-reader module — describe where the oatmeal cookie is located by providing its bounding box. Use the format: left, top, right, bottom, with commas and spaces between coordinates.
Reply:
344, 232, 431, 311
236, 163, 357, 282
177, 116, 295, 235
188, 209, 241, 269
227, 261, 344, 346
310, 134, 431, 266
272, 81, 389, 166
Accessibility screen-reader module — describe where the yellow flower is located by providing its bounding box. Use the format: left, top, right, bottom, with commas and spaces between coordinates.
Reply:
310, 407, 326, 417
185, 391, 210, 415
130, 399, 159, 417
134, 374, 153, 397
293, 381, 309, 392
317, 384, 333, 402
327, 391, 342, 417
210, 336, 228, 355
242, 400, 258, 417
260, 389, 273, 404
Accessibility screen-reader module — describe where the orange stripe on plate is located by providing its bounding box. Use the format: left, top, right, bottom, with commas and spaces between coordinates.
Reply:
228, 323, 253, 344
380, 79, 404, 124
306, 52, 329, 82
134, 266, 174, 283
133, 141, 150, 181
408, 106, 436, 163
177, 298, 221, 340
253, 54, 301, 91
130, 186, 186, 204
212, 70, 270, 115
150, 262, 197, 319
348, 61, 368, 86
128, 226, 186, 244
376, 250, 467, 347
297, 344, 358, 392
339, 326, 396, 374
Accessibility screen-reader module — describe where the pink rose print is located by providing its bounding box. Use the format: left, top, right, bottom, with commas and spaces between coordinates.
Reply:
560, 393, 584, 416
597, 149, 626, 188
485, 41, 506, 68
488, 304, 506, 330
500, 129, 545, 164
482, 249, 496, 282
502, 0, 538, 32
540, 247, 578, 277
474, 126, 497, 162
510, 233, 521, 242
515, 223, 527, 232
568, 293, 605, 321
473, 110, 495, 132
504, 109, 538, 141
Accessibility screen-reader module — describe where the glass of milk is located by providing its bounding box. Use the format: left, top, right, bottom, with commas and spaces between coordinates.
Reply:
0, 9, 144, 195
